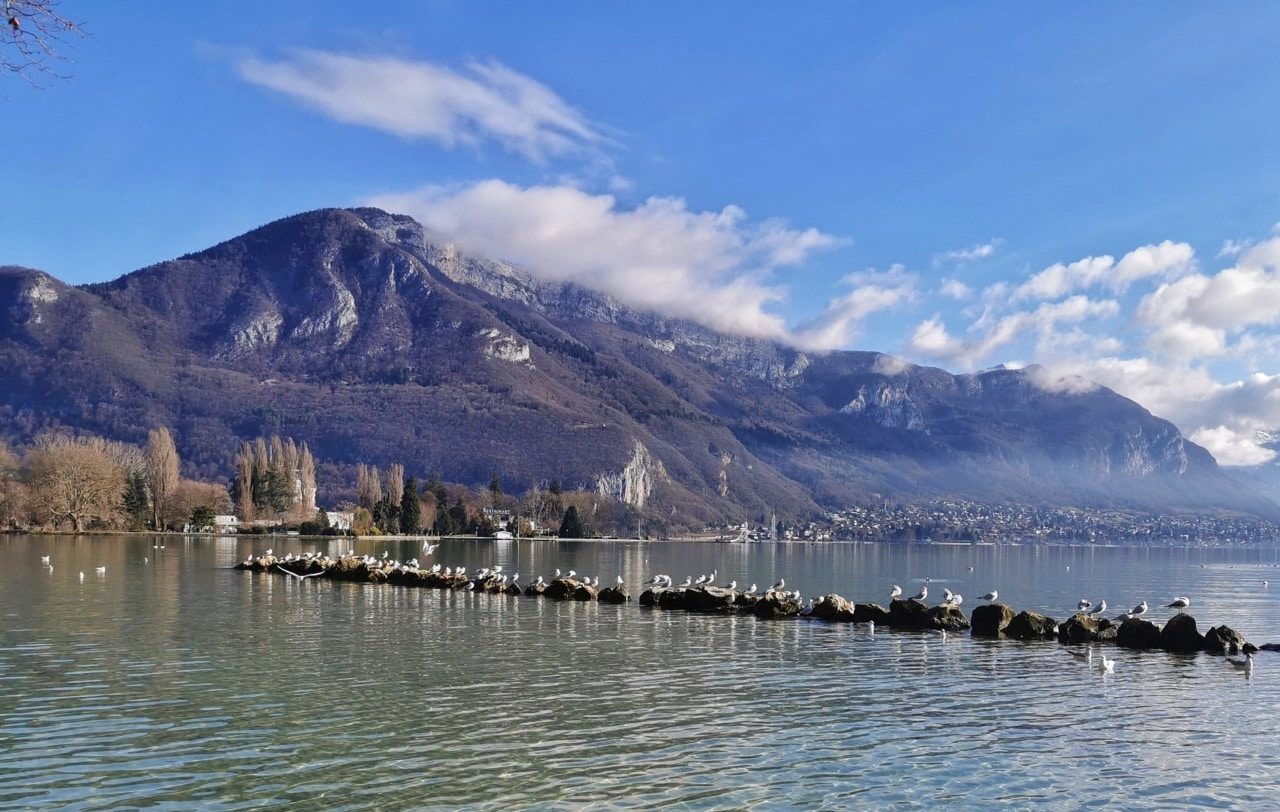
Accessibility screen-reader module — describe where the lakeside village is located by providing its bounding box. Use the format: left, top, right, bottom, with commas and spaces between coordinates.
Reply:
1, 429, 1276, 546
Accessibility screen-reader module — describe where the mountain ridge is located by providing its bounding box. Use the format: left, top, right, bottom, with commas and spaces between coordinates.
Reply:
2, 207, 1275, 525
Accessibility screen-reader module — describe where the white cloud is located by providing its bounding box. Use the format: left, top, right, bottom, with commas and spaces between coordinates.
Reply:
932, 238, 1004, 266
237, 50, 606, 161
939, 278, 973, 300
1014, 240, 1194, 301
368, 179, 841, 338
792, 266, 915, 350
872, 354, 913, 375
908, 296, 1118, 368
1190, 425, 1277, 466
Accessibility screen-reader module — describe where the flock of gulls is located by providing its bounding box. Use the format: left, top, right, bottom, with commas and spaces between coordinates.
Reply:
48, 545, 1263, 675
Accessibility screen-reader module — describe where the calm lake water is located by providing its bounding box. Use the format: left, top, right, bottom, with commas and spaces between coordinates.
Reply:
2, 534, 1279, 810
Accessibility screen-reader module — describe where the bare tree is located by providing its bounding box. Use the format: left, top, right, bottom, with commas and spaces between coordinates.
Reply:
298, 443, 316, 512
165, 479, 232, 529
25, 434, 126, 531
3, 1, 88, 84
356, 463, 382, 508
0, 440, 28, 528
386, 463, 404, 505
234, 442, 255, 521
145, 427, 180, 530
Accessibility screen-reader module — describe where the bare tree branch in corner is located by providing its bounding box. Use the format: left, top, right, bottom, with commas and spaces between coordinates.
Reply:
3, 0, 88, 84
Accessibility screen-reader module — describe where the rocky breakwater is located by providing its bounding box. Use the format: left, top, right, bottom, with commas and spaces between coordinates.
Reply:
888, 599, 971, 632
639, 586, 803, 618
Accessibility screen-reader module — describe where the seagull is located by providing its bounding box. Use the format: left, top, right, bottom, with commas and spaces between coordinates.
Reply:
95, 566, 106, 574
934, 629, 948, 642
799, 600, 814, 616
78, 571, 84, 582
1125, 600, 1149, 620
1098, 654, 1115, 673
511, 572, 520, 583
591, 577, 599, 588
942, 588, 954, 604
950, 594, 964, 607
554, 568, 562, 578
706, 570, 717, 585
867, 620, 875, 634
745, 583, 757, 596
772, 578, 786, 591
615, 575, 624, 586
41, 555, 50, 564
889, 585, 902, 599
1166, 596, 1191, 614
694, 574, 708, 586
265, 549, 273, 557
1229, 652, 1255, 674
678, 576, 692, 588
567, 570, 577, 579
1067, 647, 1092, 661
726, 580, 737, 591
911, 586, 928, 601
968, 566, 974, 572
1077, 598, 1092, 612
980, 590, 998, 603
1090, 599, 1107, 617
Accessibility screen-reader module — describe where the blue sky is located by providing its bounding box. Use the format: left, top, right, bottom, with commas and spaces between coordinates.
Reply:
5, 2, 1280, 464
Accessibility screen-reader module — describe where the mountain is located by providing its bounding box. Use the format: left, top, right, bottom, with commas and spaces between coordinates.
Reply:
1, 207, 1274, 525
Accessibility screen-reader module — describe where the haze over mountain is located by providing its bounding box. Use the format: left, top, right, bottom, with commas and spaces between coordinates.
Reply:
2, 208, 1275, 525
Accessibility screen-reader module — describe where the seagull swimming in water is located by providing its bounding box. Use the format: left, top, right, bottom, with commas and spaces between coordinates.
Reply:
41, 555, 50, 564
980, 590, 998, 603
1097, 654, 1115, 673
1229, 652, 1255, 674
889, 585, 902, 600
1166, 596, 1191, 614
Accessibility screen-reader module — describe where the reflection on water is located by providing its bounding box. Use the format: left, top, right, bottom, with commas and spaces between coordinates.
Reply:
1, 535, 1278, 810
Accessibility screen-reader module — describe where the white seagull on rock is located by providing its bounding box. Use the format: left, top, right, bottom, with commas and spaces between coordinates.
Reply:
1166, 596, 1191, 614
980, 590, 998, 603
889, 585, 902, 600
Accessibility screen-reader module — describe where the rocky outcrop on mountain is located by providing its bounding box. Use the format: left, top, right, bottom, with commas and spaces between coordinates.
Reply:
1, 207, 1275, 522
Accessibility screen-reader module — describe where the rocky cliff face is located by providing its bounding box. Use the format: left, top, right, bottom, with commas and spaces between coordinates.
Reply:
0, 209, 1272, 521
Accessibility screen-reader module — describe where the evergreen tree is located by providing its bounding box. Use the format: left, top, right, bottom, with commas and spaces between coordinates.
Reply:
190, 505, 215, 531
558, 505, 584, 538
488, 474, 503, 507
549, 478, 562, 497
447, 498, 468, 536
400, 475, 421, 535
122, 471, 150, 531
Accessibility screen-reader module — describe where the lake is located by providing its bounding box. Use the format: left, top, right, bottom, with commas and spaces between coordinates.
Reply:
2, 534, 1278, 810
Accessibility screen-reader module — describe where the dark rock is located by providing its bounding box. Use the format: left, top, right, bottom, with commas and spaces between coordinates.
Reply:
571, 583, 598, 601
970, 603, 1016, 637
853, 603, 891, 624
1243, 642, 1258, 655
888, 598, 933, 629
749, 593, 801, 619
638, 588, 660, 606
1058, 613, 1111, 643
809, 594, 855, 622
1203, 625, 1249, 655
542, 577, 589, 600
657, 589, 690, 610
1159, 613, 1204, 653
1260, 643, 1280, 653
598, 586, 630, 604
1096, 625, 1118, 642
502, 583, 522, 595
928, 604, 972, 632
683, 587, 738, 614
524, 583, 546, 597
734, 592, 761, 607
1004, 610, 1058, 640
1116, 617, 1162, 649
